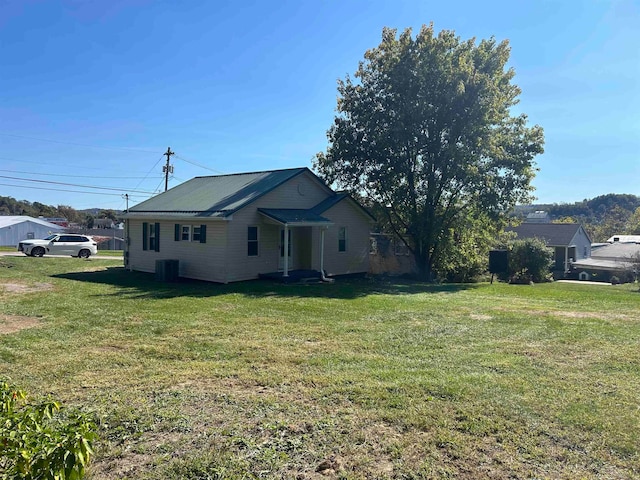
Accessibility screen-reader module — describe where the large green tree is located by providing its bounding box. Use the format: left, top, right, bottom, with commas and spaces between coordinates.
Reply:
315, 25, 544, 280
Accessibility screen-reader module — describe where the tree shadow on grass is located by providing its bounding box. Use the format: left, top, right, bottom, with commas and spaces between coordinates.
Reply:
52, 266, 481, 300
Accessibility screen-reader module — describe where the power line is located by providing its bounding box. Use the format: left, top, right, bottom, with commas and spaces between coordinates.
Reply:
174, 154, 223, 174
0, 183, 149, 197
131, 154, 165, 193
0, 175, 157, 194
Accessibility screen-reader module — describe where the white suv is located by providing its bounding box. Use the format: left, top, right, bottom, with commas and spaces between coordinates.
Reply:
18, 234, 98, 258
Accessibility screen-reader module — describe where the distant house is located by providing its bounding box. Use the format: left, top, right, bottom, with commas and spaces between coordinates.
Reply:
506, 223, 592, 272
95, 219, 116, 229
123, 168, 375, 283
0, 216, 65, 247
525, 211, 551, 223
607, 234, 640, 243
572, 242, 640, 282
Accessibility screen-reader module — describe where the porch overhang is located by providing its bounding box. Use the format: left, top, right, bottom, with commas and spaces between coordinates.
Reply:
258, 208, 333, 227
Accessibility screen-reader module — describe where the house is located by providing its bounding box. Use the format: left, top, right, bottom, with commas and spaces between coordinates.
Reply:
607, 234, 640, 243
123, 167, 375, 283
525, 211, 551, 223
0, 216, 65, 247
506, 223, 592, 273
571, 242, 640, 282
369, 233, 416, 276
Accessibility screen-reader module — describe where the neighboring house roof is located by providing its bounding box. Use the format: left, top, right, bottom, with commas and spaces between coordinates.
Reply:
0, 216, 65, 230
591, 242, 640, 261
126, 168, 314, 218
525, 211, 550, 223
506, 223, 590, 246
606, 235, 640, 243
571, 258, 635, 271
572, 243, 640, 272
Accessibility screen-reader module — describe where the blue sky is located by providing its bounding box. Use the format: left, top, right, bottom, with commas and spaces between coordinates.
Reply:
1, 0, 638, 211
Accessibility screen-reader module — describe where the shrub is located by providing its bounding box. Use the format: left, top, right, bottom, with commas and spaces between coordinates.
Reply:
0, 380, 97, 480
507, 238, 554, 283
610, 275, 620, 285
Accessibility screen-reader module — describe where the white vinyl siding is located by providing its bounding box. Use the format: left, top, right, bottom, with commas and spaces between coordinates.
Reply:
127, 170, 372, 283
128, 220, 228, 283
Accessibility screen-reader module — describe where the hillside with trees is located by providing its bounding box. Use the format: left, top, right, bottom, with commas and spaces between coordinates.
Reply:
515, 194, 640, 242
0, 195, 119, 227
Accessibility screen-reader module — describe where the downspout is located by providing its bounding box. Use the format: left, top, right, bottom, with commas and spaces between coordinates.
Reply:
320, 226, 334, 282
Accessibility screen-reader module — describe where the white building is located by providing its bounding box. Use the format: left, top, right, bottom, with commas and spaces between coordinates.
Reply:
0, 216, 65, 246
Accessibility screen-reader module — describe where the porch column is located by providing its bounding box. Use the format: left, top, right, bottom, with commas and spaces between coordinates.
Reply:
564, 247, 569, 272
320, 227, 326, 275
283, 224, 289, 277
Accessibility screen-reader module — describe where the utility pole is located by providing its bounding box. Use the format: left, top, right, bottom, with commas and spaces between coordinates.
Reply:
123, 193, 129, 212
163, 147, 174, 192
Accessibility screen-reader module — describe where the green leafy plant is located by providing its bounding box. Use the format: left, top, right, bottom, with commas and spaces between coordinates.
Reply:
506, 238, 554, 283
0, 380, 97, 480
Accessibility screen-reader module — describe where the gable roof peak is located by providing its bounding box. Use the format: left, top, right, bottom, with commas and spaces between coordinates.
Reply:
194, 166, 308, 180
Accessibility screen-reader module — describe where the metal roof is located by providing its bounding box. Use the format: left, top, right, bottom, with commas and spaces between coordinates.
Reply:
313, 192, 376, 221
126, 168, 308, 218
0, 216, 65, 230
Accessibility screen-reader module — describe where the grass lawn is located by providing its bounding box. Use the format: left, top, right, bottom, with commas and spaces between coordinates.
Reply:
1, 257, 639, 479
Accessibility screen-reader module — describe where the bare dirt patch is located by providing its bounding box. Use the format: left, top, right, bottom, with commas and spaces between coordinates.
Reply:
0, 282, 54, 294
0, 315, 42, 334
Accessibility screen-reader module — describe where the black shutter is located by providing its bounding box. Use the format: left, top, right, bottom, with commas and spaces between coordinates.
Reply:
200, 225, 206, 243
154, 223, 160, 252
142, 222, 148, 251
175, 224, 180, 241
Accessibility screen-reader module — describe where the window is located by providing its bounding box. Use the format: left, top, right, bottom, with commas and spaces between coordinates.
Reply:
248, 226, 259, 256
174, 224, 206, 243
181, 225, 191, 241
369, 237, 378, 255
143, 222, 160, 252
149, 225, 157, 251
27, 232, 34, 239
583, 246, 588, 258
338, 227, 347, 252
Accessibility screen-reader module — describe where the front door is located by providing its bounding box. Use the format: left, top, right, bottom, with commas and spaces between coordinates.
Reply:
278, 228, 293, 270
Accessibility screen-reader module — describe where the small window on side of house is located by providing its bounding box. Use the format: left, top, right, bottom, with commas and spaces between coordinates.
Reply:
181, 225, 191, 241
149, 224, 158, 251
248, 226, 259, 256
193, 226, 201, 242
338, 227, 347, 252
369, 237, 378, 255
